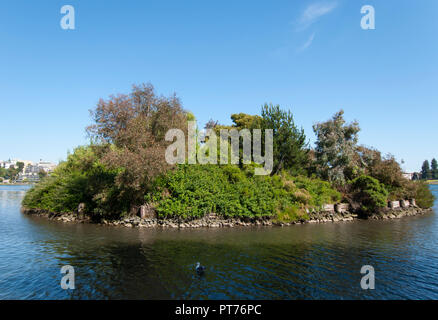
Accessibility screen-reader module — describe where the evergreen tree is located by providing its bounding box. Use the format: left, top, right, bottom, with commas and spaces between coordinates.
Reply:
261, 104, 308, 175
431, 158, 438, 179
421, 160, 431, 180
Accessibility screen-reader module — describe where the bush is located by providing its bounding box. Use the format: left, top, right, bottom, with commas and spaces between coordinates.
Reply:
149, 164, 281, 220
274, 204, 309, 223
22, 146, 126, 220
148, 164, 340, 220
415, 182, 435, 208
285, 175, 341, 207
351, 175, 388, 216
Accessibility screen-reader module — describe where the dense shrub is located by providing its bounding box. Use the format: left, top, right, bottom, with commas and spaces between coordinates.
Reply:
350, 175, 388, 216
274, 204, 309, 223
149, 165, 281, 219
147, 164, 340, 221
286, 175, 341, 207
22, 146, 128, 220
415, 182, 435, 209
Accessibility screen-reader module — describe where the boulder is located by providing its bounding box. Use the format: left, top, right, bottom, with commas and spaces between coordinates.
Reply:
410, 199, 417, 207
400, 200, 410, 208
389, 201, 400, 209
139, 204, 157, 219
335, 203, 350, 214
78, 203, 85, 213
77, 203, 86, 218
322, 204, 335, 212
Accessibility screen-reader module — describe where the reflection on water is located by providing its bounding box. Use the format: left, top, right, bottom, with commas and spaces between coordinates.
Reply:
0, 185, 437, 299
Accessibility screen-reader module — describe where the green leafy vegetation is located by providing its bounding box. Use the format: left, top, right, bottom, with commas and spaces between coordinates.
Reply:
415, 181, 436, 209
146, 164, 340, 221
350, 175, 388, 216
0, 162, 25, 182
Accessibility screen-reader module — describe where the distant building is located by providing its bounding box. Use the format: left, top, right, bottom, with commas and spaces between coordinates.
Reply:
402, 172, 414, 180
0, 160, 16, 169
36, 161, 57, 173
0, 159, 33, 170
1, 158, 57, 183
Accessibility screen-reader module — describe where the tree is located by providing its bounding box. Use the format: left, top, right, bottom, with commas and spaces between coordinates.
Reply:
313, 110, 360, 185
16, 162, 25, 173
0, 167, 7, 179
204, 119, 218, 130
38, 169, 48, 180
214, 113, 263, 134
261, 104, 308, 175
87, 83, 189, 205
421, 160, 431, 180
431, 158, 438, 179
356, 146, 404, 190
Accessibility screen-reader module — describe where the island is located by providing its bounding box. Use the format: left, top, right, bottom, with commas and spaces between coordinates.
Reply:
21, 84, 435, 228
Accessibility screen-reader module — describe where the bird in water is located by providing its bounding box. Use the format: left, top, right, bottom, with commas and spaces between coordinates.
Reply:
195, 262, 206, 275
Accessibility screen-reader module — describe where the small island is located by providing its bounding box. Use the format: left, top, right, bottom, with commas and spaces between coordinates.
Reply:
21, 84, 435, 228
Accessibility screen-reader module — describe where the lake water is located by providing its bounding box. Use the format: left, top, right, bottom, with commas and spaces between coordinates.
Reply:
0, 184, 437, 299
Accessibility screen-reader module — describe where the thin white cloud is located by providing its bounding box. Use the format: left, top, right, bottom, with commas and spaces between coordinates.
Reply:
296, 2, 338, 31
297, 32, 316, 52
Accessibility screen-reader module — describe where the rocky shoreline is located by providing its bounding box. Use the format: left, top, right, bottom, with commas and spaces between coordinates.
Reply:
21, 199, 433, 229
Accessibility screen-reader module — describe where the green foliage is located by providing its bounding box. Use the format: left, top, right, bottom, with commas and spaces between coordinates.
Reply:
313, 110, 360, 185
274, 204, 309, 223
351, 175, 388, 216
149, 164, 278, 219
0, 168, 7, 179
431, 158, 438, 180
0, 163, 24, 181
421, 160, 432, 180
261, 103, 308, 175
286, 175, 341, 207
415, 181, 435, 209
22, 146, 127, 220
148, 165, 340, 221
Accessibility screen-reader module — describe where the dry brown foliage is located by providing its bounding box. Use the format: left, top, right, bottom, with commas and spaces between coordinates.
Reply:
87, 83, 188, 202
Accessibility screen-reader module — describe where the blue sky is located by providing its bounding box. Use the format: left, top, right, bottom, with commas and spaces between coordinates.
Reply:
0, 0, 436, 172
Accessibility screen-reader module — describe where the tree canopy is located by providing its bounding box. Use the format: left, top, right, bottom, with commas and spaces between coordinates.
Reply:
313, 110, 360, 185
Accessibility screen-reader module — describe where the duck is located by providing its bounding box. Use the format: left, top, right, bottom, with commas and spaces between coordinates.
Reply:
195, 262, 206, 275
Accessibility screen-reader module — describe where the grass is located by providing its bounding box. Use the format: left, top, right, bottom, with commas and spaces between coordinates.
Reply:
427, 180, 438, 185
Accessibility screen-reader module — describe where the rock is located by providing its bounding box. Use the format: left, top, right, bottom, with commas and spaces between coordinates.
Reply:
77, 203, 86, 219
139, 204, 156, 219
208, 213, 217, 219
335, 203, 350, 214
400, 200, 410, 208
323, 204, 335, 212
77, 203, 86, 213
389, 201, 400, 209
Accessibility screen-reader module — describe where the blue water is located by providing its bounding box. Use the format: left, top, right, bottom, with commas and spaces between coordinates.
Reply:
0, 184, 437, 299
